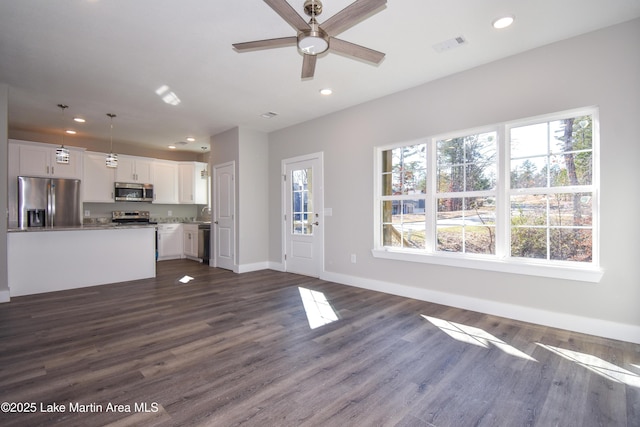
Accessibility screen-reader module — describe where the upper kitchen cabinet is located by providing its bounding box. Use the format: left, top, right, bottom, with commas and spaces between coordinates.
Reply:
83, 151, 115, 203
115, 154, 153, 183
179, 162, 209, 204
153, 160, 179, 204
10, 139, 84, 180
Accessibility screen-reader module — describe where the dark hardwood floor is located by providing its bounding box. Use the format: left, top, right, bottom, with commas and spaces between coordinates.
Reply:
1, 260, 638, 426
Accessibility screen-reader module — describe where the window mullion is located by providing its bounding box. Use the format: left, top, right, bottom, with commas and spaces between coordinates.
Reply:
496, 124, 508, 259
426, 138, 437, 253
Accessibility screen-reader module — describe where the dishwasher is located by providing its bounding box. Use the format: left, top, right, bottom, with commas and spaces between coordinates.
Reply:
197, 224, 211, 263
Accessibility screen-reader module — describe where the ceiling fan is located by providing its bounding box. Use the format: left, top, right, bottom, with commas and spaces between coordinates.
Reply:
232, 0, 387, 79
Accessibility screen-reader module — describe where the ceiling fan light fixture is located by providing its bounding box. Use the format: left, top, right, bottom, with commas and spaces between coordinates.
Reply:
297, 29, 329, 55
232, 0, 386, 79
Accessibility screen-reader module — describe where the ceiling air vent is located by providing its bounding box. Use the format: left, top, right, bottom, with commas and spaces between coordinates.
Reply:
433, 36, 467, 53
260, 111, 279, 119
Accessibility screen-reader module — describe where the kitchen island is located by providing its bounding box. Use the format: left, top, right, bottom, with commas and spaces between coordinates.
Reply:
7, 225, 156, 297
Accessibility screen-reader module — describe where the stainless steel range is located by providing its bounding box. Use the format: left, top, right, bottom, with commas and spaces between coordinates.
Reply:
112, 210, 154, 225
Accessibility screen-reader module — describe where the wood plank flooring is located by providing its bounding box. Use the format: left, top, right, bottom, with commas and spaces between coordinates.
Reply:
0, 260, 638, 426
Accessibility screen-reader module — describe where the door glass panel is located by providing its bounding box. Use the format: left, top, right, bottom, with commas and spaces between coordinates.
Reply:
292, 167, 313, 235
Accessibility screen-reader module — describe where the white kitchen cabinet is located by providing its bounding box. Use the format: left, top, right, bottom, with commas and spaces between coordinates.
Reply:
183, 224, 199, 259
157, 223, 183, 260
10, 139, 84, 180
115, 154, 153, 183
152, 160, 179, 204
179, 161, 209, 204
83, 151, 115, 202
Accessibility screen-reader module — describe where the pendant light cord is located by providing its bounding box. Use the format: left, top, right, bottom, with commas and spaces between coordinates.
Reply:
107, 113, 116, 153
57, 104, 68, 147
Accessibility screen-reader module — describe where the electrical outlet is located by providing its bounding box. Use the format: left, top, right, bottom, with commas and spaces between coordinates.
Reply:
84, 210, 90, 217
350, 253, 357, 263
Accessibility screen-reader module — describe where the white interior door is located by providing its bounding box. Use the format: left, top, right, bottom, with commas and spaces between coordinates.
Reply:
283, 153, 324, 277
213, 162, 235, 270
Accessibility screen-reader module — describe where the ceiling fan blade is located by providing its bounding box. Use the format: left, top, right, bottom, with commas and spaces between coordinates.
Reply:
233, 36, 297, 51
321, 0, 387, 36
264, 0, 310, 32
329, 37, 385, 64
301, 54, 317, 79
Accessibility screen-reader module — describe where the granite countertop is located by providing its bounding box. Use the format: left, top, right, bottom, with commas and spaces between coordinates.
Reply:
8, 223, 157, 232
10, 216, 213, 232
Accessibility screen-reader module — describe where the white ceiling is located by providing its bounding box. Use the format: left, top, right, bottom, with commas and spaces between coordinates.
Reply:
1, 0, 639, 153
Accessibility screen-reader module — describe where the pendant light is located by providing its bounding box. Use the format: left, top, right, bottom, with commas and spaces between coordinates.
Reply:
55, 104, 70, 164
105, 113, 118, 168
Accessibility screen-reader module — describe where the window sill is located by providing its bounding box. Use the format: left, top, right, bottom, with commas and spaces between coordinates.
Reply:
371, 249, 603, 283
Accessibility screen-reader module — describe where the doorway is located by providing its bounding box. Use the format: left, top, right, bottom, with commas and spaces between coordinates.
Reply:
213, 161, 235, 270
283, 153, 324, 277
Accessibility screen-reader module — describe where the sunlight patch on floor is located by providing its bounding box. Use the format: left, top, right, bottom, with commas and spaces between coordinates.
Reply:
537, 343, 640, 388
298, 287, 339, 329
422, 315, 537, 361
178, 275, 194, 284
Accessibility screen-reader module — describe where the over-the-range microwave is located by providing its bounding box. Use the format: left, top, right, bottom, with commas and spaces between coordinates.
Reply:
114, 182, 154, 202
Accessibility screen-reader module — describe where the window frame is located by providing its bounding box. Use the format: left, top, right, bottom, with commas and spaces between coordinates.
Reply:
372, 107, 602, 283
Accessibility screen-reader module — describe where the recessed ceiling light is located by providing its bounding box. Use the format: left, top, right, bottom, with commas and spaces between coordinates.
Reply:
65, 129, 76, 135
73, 117, 86, 123
492, 15, 515, 29
320, 88, 333, 96
168, 145, 176, 149
186, 137, 195, 142
155, 85, 181, 106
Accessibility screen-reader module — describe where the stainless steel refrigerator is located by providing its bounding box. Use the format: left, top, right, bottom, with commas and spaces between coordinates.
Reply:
18, 176, 82, 228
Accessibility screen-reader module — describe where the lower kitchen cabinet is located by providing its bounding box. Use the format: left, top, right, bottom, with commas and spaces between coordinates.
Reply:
183, 224, 199, 259
157, 223, 183, 260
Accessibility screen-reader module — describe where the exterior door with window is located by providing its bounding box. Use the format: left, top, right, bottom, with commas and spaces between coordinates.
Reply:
213, 162, 235, 270
284, 154, 324, 277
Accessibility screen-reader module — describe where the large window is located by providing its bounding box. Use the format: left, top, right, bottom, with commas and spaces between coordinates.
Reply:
436, 131, 497, 255
509, 116, 594, 262
373, 107, 600, 281
381, 143, 427, 249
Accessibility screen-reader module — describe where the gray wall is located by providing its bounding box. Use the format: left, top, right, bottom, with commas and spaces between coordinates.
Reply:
268, 19, 640, 341
237, 127, 269, 267
211, 127, 240, 266
211, 126, 269, 270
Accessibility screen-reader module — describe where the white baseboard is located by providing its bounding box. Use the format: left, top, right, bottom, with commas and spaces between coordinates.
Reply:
236, 262, 271, 274
0, 289, 10, 303
267, 261, 285, 272
321, 271, 640, 345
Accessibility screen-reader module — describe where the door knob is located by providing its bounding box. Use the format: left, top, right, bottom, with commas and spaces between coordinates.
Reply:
214, 220, 219, 224
312, 221, 319, 226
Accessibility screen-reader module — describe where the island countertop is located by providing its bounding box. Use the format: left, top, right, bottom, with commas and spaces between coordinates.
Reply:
8, 223, 157, 232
